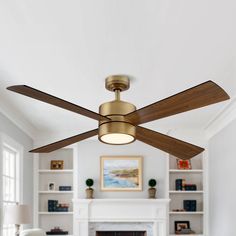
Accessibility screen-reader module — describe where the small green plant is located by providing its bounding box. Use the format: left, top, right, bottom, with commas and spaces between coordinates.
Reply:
148, 179, 157, 188
86, 178, 94, 188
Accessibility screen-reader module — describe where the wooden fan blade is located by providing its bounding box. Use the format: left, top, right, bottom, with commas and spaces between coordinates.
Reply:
30, 129, 98, 153
125, 81, 230, 125
7, 85, 109, 122
136, 126, 204, 159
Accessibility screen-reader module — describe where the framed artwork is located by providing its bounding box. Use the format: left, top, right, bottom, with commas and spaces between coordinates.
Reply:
177, 159, 192, 170
48, 182, 56, 191
50, 160, 64, 170
175, 221, 190, 232
100, 156, 143, 191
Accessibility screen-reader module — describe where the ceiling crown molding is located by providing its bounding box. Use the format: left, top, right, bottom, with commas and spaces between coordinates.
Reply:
205, 96, 236, 140
0, 100, 37, 139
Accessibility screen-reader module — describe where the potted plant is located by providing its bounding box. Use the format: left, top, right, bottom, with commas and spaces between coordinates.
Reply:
85, 178, 94, 199
148, 179, 157, 198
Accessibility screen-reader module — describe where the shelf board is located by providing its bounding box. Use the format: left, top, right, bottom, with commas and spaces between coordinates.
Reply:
169, 211, 204, 215
169, 191, 204, 194
39, 191, 73, 194
170, 235, 203, 236
38, 169, 73, 173
39, 212, 73, 215
46, 235, 73, 236
169, 169, 203, 173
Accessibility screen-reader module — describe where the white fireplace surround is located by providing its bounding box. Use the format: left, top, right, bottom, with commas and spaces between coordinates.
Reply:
73, 199, 170, 236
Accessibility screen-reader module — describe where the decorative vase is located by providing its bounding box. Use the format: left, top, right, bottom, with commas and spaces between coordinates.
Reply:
148, 187, 156, 198
86, 188, 94, 199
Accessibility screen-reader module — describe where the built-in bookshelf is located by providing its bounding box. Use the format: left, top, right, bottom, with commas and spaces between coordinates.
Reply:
168, 153, 207, 236
34, 148, 75, 236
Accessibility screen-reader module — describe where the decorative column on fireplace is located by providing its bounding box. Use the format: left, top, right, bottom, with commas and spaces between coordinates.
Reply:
73, 199, 170, 236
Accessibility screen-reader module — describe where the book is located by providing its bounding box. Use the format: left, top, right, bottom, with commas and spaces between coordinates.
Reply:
48, 200, 58, 212
175, 179, 183, 191
59, 186, 72, 191
183, 200, 197, 211
185, 184, 197, 191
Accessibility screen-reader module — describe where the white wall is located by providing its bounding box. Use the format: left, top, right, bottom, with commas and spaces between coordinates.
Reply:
77, 140, 168, 199
209, 119, 236, 236
0, 112, 34, 229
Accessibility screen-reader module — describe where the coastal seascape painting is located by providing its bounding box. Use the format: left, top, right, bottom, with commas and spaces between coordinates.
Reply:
100, 156, 142, 191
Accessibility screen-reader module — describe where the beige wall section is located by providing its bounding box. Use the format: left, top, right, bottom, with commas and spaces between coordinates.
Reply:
77, 139, 168, 199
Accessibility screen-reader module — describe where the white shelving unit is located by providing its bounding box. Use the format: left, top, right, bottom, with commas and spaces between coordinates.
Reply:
39, 191, 74, 194
168, 153, 207, 236
34, 147, 76, 236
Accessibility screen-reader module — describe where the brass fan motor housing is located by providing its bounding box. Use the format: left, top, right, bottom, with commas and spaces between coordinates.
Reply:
99, 100, 136, 120
98, 99, 136, 144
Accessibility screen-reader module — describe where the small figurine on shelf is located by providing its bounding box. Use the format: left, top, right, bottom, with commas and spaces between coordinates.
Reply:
48, 182, 56, 191
148, 179, 157, 198
85, 178, 94, 199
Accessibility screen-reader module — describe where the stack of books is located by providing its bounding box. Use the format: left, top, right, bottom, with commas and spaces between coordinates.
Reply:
175, 179, 197, 191
48, 200, 69, 212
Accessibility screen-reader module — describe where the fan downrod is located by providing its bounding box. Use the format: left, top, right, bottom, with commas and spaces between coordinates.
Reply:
105, 75, 130, 92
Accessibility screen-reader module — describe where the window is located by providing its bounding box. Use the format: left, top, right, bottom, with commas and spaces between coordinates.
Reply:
1, 141, 21, 236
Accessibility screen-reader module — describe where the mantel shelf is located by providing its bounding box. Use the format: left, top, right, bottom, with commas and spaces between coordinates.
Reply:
38, 169, 73, 173
169, 190, 204, 194
73, 198, 170, 204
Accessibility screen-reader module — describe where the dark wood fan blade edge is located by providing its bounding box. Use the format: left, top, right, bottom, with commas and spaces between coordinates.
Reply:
125, 80, 230, 125
136, 126, 204, 160
7, 85, 109, 122
30, 129, 98, 153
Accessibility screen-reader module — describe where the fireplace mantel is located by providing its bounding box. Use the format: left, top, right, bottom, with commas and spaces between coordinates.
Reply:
73, 199, 170, 236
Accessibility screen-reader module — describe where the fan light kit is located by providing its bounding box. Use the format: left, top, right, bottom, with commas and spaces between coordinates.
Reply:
7, 75, 230, 160
99, 76, 136, 145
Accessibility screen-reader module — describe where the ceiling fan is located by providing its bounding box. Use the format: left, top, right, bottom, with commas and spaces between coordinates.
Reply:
7, 75, 230, 159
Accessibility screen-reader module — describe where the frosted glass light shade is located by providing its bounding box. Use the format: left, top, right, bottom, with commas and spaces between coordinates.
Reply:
99, 122, 136, 145
100, 133, 135, 144
4, 205, 31, 224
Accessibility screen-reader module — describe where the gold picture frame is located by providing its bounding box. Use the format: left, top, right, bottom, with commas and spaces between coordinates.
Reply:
50, 160, 64, 170
100, 156, 143, 191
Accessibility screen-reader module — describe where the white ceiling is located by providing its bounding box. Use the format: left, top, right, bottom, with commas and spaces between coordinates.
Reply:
0, 0, 235, 141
